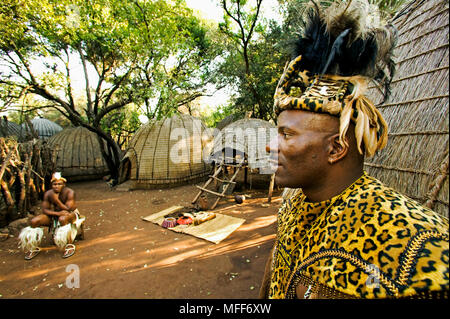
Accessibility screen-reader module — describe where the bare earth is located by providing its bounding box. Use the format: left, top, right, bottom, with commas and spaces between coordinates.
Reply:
0, 179, 280, 299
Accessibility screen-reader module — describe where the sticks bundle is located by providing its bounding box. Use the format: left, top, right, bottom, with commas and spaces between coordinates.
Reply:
0, 137, 57, 227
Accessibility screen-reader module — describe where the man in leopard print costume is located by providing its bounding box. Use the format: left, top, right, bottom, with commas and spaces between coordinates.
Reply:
260, 0, 449, 299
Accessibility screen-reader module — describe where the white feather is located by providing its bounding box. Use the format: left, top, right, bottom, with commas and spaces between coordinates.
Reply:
54, 224, 77, 249
18, 226, 43, 252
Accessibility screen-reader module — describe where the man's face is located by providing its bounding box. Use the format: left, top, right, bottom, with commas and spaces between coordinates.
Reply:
266, 110, 338, 189
51, 180, 65, 193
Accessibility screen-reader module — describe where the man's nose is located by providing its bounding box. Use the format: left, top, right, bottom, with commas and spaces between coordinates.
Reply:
266, 136, 279, 154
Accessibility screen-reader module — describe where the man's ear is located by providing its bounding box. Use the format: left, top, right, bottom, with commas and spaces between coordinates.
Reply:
327, 134, 348, 164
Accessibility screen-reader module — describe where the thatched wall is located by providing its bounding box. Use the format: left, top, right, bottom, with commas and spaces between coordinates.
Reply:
47, 127, 110, 181
210, 118, 277, 172
216, 114, 242, 130
119, 114, 213, 189
0, 117, 22, 139
365, 0, 449, 217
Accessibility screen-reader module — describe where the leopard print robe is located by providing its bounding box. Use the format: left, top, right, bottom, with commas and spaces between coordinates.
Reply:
267, 172, 449, 299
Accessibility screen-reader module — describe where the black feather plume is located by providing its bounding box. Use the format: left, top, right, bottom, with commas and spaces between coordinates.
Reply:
289, 0, 396, 100
321, 28, 350, 75
292, 6, 330, 74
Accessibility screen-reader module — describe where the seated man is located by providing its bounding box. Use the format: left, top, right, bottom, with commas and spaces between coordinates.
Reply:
19, 172, 84, 259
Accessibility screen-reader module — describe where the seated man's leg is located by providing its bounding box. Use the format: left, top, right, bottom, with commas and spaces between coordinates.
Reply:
31, 214, 52, 228
58, 211, 77, 227
19, 214, 51, 260
55, 211, 79, 258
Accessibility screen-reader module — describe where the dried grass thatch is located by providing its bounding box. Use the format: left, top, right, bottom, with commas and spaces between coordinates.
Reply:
210, 118, 277, 172
119, 114, 214, 189
365, 0, 449, 217
0, 117, 22, 139
215, 113, 242, 131
22, 117, 63, 140
47, 127, 110, 181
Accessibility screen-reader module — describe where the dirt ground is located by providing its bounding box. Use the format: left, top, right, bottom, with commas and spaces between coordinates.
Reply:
0, 178, 281, 299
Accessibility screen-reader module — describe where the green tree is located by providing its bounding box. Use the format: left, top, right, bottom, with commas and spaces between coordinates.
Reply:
0, 0, 220, 181
218, 0, 262, 116
222, 0, 407, 121
100, 105, 141, 150
217, 0, 287, 121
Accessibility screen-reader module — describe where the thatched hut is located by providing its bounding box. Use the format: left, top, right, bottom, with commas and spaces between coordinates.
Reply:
0, 117, 22, 139
209, 118, 277, 173
22, 117, 63, 140
47, 127, 110, 181
216, 113, 242, 131
118, 114, 213, 189
364, 0, 449, 217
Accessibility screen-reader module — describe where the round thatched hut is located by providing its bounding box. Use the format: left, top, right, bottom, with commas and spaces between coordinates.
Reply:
118, 114, 214, 189
22, 117, 63, 140
47, 127, 110, 181
364, 0, 449, 217
0, 117, 22, 139
209, 118, 277, 172
215, 113, 242, 131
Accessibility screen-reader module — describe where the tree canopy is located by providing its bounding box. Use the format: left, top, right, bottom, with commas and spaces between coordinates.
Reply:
0, 0, 408, 181
0, 0, 223, 181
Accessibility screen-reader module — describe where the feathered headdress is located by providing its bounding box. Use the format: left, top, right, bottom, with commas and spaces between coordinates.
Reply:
274, 0, 397, 157
51, 172, 67, 183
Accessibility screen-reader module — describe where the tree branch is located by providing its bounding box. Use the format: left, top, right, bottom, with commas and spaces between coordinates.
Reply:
94, 98, 132, 127
77, 45, 93, 119
63, 48, 76, 109
5, 51, 33, 84
29, 85, 83, 125
103, 66, 134, 108
176, 92, 206, 107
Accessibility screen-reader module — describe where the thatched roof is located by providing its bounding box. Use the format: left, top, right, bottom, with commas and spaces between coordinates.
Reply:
216, 113, 242, 130
119, 114, 213, 189
0, 117, 22, 139
209, 118, 277, 171
365, 0, 449, 217
22, 117, 63, 140
47, 126, 110, 181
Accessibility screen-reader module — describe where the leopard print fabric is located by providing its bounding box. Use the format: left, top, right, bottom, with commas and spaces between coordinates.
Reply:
268, 172, 449, 299
273, 55, 354, 119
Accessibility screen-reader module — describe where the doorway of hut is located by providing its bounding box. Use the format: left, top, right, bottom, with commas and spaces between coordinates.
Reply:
209, 147, 272, 193
118, 158, 131, 184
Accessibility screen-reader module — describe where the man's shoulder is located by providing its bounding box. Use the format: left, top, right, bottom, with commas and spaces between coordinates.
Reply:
43, 189, 54, 198
291, 174, 449, 299
62, 187, 75, 195
321, 173, 449, 297
327, 173, 449, 238
343, 173, 448, 230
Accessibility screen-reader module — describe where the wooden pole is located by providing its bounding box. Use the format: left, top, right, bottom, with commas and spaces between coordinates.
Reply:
244, 166, 248, 189
0, 152, 12, 182
268, 173, 275, 203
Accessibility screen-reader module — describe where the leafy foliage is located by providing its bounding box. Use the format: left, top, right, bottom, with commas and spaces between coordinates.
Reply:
0, 0, 221, 180
0, 0, 409, 181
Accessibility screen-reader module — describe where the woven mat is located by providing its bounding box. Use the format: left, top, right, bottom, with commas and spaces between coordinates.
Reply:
142, 206, 245, 244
